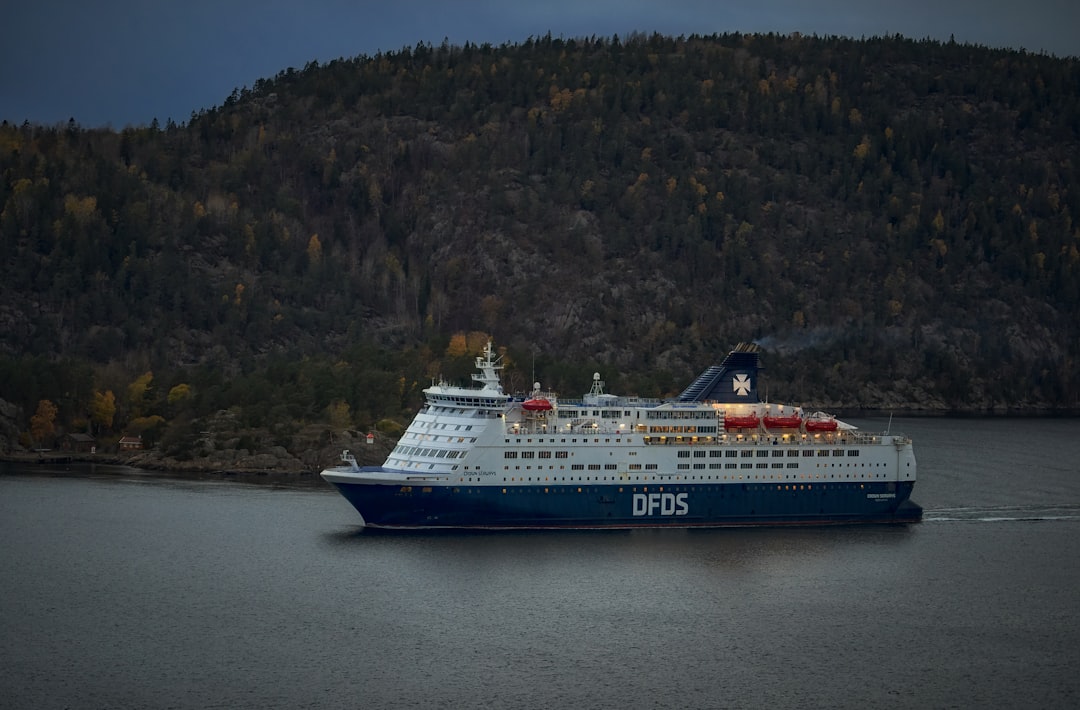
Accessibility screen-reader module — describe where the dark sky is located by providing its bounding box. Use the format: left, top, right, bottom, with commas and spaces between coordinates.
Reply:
3, 0, 1077, 129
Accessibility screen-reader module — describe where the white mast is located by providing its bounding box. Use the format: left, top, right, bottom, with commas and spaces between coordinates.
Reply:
471, 341, 505, 393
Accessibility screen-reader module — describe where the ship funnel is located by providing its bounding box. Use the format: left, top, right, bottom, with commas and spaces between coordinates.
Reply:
677, 342, 762, 403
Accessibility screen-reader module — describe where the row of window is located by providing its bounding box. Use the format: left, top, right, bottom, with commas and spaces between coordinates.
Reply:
409, 421, 476, 432
678, 448, 860, 458
503, 448, 864, 460
562, 463, 661, 470
645, 410, 716, 420
497, 460, 889, 473
494, 483, 862, 494
428, 395, 506, 408
425, 405, 502, 418
505, 433, 872, 446
678, 462, 801, 470
556, 410, 632, 419
507, 437, 628, 444
495, 470, 893, 481
503, 451, 570, 459
392, 446, 465, 459
398, 435, 477, 445
641, 436, 868, 446
648, 426, 718, 434
400, 482, 880, 493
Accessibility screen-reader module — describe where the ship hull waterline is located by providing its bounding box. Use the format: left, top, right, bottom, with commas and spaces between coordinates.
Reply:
324, 469, 921, 531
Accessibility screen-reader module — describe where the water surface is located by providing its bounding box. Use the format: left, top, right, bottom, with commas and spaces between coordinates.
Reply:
2, 417, 1078, 708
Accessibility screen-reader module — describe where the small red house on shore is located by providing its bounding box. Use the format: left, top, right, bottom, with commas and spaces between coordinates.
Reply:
118, 435, 143, 451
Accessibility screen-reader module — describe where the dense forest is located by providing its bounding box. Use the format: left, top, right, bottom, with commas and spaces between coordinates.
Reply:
2, 32, 1079, 463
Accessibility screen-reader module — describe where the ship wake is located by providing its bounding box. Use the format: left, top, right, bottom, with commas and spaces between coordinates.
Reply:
924, 504, 1080, 523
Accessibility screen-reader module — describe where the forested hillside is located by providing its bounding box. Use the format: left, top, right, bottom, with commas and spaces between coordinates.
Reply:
2, 32, 1079, 458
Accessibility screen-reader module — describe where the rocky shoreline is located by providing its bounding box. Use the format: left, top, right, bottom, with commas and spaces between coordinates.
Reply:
0, 429, 392, 480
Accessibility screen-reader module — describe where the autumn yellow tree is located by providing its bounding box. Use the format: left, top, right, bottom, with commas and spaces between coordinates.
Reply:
30, 400, 58, 446
128, 372, 153, 418
90, 390, 116, 433
307, 234, 322, 267
446, 332, 468, 357
465, 331, 491, 353
167, 383, 192, 405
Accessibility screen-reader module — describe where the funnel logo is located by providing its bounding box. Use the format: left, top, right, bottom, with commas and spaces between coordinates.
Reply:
733, 373, 751, 396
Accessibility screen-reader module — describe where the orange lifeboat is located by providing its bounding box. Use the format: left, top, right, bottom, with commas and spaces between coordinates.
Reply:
522, 397, 553, 412
804, 414, 838, 432
763, 414, 802, 429
723, 413, 760, 430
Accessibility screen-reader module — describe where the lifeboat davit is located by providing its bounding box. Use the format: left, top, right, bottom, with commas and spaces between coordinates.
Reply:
522, 397, 553, 412
804, 414, 838, 432
723, 413, 760, 430
763, 414, 802, 429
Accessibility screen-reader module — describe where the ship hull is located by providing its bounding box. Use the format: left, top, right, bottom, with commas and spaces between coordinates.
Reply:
324, 469, 921, 530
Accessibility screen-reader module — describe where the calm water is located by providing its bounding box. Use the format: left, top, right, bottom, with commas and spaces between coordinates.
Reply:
2, 417, 1079, 709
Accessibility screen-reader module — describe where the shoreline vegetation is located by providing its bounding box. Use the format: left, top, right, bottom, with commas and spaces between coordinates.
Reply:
0, 427, 392, 479
0, 453, 334, 489
5, 410, 1077, 481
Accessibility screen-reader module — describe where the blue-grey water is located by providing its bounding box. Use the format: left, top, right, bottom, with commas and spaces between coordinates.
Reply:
2, 417, 1079, 709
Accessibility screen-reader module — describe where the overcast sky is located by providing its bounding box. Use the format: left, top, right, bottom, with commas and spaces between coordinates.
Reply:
3, 0, 1077, 129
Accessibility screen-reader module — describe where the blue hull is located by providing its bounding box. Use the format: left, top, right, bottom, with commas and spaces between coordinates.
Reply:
328, 478, 922, 529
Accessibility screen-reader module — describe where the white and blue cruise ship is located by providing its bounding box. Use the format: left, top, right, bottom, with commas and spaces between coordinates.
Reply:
321, 342, 921, 529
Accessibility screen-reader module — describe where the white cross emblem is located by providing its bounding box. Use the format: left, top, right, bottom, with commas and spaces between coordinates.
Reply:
732, 374, 751, 396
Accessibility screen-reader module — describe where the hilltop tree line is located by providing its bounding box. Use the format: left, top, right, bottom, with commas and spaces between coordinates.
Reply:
1, 32, 1078, 453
